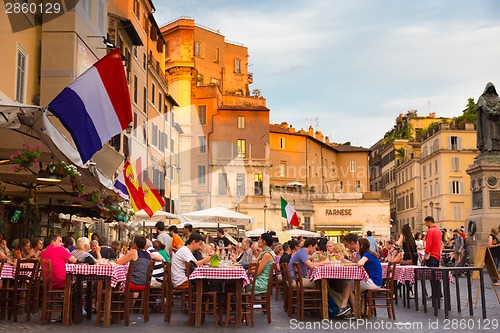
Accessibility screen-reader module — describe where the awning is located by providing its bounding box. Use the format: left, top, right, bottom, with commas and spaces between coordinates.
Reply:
178, 207, 254, 226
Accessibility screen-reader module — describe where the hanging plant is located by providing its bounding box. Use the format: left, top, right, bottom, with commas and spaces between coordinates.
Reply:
9, 144, 41, 172
82, 190, 134, 222
46, 161, 84, 194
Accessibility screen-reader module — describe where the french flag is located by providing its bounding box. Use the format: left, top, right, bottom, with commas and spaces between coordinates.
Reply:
113, 171, 129, 200
47, 48, 132, 164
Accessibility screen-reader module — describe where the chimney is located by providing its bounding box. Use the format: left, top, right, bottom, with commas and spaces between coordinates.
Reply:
289, 123, 295, 133
315, 130, 324, 142
308, 126, 314, 136
280, 122, 288, 128
325, 136, 330, 144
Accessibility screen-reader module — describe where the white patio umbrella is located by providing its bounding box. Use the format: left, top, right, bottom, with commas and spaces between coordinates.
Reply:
178, 207, 254, 226
284, 229, 320, 238
133, 209, 179, 222
245, 228, 266, 237
285, 181, 304, 187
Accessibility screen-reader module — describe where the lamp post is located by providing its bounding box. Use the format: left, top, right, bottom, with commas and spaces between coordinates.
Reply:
263, 204, 268, 231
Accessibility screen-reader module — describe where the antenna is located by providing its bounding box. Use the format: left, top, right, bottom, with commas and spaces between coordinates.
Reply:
428, 100, 430, 114
315, 117, 319, 131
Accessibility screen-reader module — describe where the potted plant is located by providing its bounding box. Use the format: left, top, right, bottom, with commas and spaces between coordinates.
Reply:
9, 144, 41, 172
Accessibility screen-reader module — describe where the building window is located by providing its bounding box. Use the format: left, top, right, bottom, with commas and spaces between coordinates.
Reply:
16, 47, 27, 102
449, 136, 462, 150
451, 157, 460, 171
196, 199, 204, 211
435, 181, 439, 196
280, 137, 286, 149
143, 87, 147, 111
349, 161, 356, 173
237, 139, 246, 158
279, 161, 286, 177
236, 173, 245, 196
151, 83, 155, 105
198, 105, 206, 125
434, 160, 438, 174
213, 47, 219, 63
158, 93, 162, 111
450, 180, 463, 194
254, 173, 263, 196
422, 165, 426, 179
151, 123, 158, 147
409, 192, 414, 208
133, 75, 138, 104
194, 41, 201, 57
423, 185, 428, 199
82, 0, 91, 16
97, 0, 104, 32
304, 216, 311, 231
197, 165, 206, 185
234, 58, 241, 73
429, 162, 432, 175
199, 136, 206, 154
429, 182, 433, 197
133, 0, 140, 18
133, 112, 137, 137
453, 206, 462, 220
338, 181, 343, 191
164, 42, 169, 58
237, 116, 245, 129
218, 173, 228, 196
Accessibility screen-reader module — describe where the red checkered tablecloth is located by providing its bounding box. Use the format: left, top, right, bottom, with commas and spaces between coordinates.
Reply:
0, 264, 15, 279
307, 264, 369, 282
65, 263, 128, 287
381, 263, 455, 285
189, 266, 251, 287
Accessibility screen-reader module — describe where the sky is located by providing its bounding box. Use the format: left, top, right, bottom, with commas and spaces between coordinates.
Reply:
154, 0, 500, 148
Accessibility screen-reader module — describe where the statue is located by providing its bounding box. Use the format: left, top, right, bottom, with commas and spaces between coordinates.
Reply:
477, 82, 500, 152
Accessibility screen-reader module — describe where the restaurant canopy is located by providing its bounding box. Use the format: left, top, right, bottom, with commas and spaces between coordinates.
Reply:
133, 209, 179, 222
178, 207, 254, 226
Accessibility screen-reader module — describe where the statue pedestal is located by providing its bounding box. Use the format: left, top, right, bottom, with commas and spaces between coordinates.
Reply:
466, 152, 500, 260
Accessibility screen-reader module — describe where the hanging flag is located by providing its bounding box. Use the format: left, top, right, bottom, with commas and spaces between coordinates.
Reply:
47, 48, 132, 164
142, 177, 165, 217
281, 197, 300, 227
123, 159, 147, 213
113, 171, 129, 200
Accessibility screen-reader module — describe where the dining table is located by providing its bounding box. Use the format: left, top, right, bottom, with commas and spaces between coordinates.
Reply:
63, 263, 128, 327
188, 265, 250, 328
307, 263, 369, 319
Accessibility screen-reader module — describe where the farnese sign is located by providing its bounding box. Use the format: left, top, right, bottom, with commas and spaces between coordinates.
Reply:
325, 209, 352, 216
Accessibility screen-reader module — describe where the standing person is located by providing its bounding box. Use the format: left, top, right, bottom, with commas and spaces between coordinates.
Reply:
214, 228, 232, 251
155, 222, 172, 257
366, 231, 377, 253
396, 223, 418, 265
423, 216, 442, 298
40, 234, 77, 289
168, 225, 183, 254
318, 231, 328, 252
182, 223, 193, 241
487, 227, 500, 286
414, 233, 426, 265
452, 229, 465, 267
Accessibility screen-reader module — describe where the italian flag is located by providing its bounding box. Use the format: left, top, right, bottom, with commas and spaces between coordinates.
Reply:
281, 197, 300, 227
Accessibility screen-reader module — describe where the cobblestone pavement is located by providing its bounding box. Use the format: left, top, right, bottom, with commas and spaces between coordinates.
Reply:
0, 277, 499, 333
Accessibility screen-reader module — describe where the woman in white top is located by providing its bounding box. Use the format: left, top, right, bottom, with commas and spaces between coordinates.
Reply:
414, 232, 426, 265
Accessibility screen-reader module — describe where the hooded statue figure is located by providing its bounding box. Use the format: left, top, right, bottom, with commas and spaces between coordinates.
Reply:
477, 82, 500, 152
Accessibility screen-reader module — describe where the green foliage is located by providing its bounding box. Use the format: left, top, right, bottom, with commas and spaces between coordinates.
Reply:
9, 144, 41, 172
454, 97, 477, 129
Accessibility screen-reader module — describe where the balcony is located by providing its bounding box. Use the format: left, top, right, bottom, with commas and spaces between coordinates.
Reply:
148, 53, 168, 89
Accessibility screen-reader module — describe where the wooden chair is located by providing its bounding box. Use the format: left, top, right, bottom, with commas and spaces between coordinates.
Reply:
364, 261, 397, 319
163, 261, 190, 323
185, 261, 219, 327
95, 259, 154, 326
224, 262, 258, 327
274, 263, 285, 301
0, 258, 40, 322
146, 259, 165, 314
280, 262, 297, 316
40, 259, 67, 324
252, 263, 275, 324
291, 262, 323, 320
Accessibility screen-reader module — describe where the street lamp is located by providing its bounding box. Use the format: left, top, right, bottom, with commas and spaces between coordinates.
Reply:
263, 204, 268, 231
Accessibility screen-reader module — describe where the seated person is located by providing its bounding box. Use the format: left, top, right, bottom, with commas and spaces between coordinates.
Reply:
117, 236, 151, 291
98, 237, 117, 259
40, 234, 77, 289
146, 239, 167, 289
238, 238, 253, 268
342, 233, 361, 262
171, 233, 211, 289
385, 240, 402, 263
14, 238, 31, 259
356, 238, 383, 292
288, 238, 325, 288
152, 240, 170, 262
254, 233, 276, 294
71, 237, 98, 264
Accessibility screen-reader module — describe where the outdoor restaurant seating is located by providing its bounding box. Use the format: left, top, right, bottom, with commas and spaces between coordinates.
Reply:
280, 262, 297, 316
0, 258, 40, 322
251, 263, 275, 324
274, 263, 285, 301
224, 262, 258, 327
291, 262, 323, 320
364, 261, 397, 319
162, 261, 189, 323
40, 259, 67, 324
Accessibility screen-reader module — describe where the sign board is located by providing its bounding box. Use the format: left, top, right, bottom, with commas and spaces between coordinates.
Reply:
10, 209, 22, 224
472, 246, 500, 304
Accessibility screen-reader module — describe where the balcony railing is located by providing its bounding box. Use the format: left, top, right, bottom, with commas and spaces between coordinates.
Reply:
148, 53, 169, 89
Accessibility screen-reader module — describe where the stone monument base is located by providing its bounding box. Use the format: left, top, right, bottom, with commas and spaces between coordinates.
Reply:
466, 152, 500, 262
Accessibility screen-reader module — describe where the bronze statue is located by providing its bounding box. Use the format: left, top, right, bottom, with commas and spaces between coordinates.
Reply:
477, 82, 500, 152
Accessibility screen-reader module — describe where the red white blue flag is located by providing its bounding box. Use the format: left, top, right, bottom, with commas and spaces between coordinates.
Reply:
47, 48, 132, 164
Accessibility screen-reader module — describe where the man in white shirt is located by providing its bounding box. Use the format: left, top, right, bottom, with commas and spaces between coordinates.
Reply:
171, 233, 211, 288
155, 222, 172, 256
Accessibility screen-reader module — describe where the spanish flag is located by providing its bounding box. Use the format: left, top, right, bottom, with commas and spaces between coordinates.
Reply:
123, 158, 146, 213
142, 178, 165, 217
